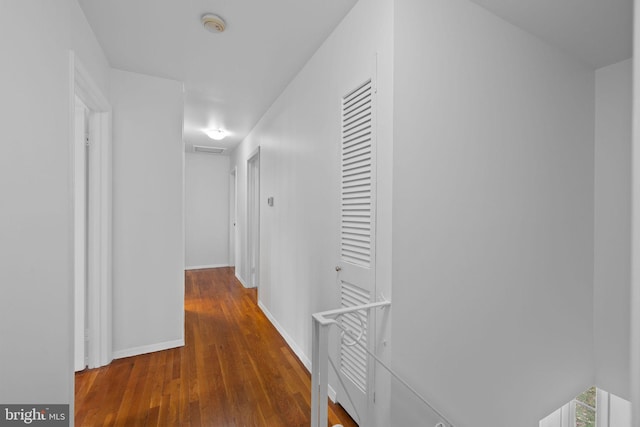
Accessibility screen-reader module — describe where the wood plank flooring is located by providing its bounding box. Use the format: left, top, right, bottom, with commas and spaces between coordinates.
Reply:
75, 267, 357, 427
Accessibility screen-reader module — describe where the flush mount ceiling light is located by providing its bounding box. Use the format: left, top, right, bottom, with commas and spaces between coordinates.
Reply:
201, 14, 226, 33
203, 128, 229, 140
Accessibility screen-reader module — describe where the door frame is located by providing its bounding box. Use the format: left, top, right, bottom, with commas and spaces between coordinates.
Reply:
336, 77, 378, 425
632, 12, 640, 423
73, 96, 89, 372
229, 167, 237, 267
70, 52, 113, 371
246, 147, 260, 288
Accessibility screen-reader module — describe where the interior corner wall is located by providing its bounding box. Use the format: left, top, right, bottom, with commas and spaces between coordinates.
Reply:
0, 0, 111, 408
185, 153, 230, 269
391, 0, 595, 426
594, 58, 632, 399
110, 69, 185, 357
228, 0, 393, 420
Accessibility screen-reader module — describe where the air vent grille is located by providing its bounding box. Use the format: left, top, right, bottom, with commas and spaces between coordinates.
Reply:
193, 145, 225, 154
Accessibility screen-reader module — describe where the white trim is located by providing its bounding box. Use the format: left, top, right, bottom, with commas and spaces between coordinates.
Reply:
67, 53, 77, 420
329, 383, 337, 402
180, 87, 187, 363
259, 300, 311, 369
73, 99, 88, 372
70, 51, 113, 371
236, 272, 250, 288
632, 6, 640, 421
229, 167, 237, 268
246, 148, 260, 288
597, 389, 610, 427
257, 300, 337, 402
112, 339, 185, 360
185, 264, 229, 270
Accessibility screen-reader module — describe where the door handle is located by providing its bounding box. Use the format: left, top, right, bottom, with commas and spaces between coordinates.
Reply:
335, 266, 342, 272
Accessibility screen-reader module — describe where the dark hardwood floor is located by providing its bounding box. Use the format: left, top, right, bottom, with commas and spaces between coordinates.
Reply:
75, 267, 357, 427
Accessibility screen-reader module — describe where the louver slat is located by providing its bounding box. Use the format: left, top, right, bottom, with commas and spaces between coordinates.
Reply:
339, 79, 374, 395
340, 79, 374, 267
340, 281, 370, 393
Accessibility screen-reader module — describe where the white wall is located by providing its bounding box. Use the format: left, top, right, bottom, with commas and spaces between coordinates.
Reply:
110, 69, 185, 357
392, 0, 596, 425
229, 0, 393, 422
0, 0, 110, 410
185, 152, 230, 269
594, 58, 632, 400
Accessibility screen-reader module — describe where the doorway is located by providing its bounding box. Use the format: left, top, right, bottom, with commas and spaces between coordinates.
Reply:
335, 78, 378, 424
71, 52, 113, 372
229, 168, 237, 267
246, 149, 260, 288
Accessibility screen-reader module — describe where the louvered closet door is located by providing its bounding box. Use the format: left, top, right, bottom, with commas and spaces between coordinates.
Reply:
336, 78, 376, 424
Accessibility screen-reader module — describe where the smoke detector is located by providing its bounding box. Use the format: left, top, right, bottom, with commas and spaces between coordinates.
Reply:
201, 14, 226, 33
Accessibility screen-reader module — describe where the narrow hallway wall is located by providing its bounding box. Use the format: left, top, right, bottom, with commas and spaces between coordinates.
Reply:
228, 0, 393, 423
594, 58, 632, 399
111, 69, 185, 358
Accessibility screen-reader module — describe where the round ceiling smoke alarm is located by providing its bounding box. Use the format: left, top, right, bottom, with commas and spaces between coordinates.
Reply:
201, 14, 226, 33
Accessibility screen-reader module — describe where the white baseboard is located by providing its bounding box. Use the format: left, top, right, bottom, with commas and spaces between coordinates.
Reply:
236, 272, 251, 288
258, 300, 311, 369
257, 300, 337, 402
328, 385, 337, 403
185, 264, 229, 270
112, 338, 184, 359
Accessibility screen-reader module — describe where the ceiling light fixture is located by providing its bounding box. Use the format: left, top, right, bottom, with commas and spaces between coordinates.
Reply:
203, 128, 229, 140
201, 14, 226, 33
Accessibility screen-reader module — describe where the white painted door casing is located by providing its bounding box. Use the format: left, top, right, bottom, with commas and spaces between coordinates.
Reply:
336, 77, 377, 424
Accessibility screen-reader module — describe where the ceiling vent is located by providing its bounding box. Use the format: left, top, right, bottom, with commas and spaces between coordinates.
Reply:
193, 145, 225, 154
201, 14, 226, 33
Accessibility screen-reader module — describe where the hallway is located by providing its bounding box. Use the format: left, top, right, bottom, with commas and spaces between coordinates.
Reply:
75, 267, 356, 426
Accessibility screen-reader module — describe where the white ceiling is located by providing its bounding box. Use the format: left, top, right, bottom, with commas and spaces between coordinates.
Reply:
468, 0, 633, 69
79, 0, 633, 153
78, 0, 358, 153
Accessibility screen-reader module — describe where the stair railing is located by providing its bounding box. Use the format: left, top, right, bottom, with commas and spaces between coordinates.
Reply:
311, 300, 455, 427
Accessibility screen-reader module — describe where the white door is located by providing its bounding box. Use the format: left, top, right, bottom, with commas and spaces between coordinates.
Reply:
247, 151, 260, 287
336, 78, 377, 424
74, 97, 89, 372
